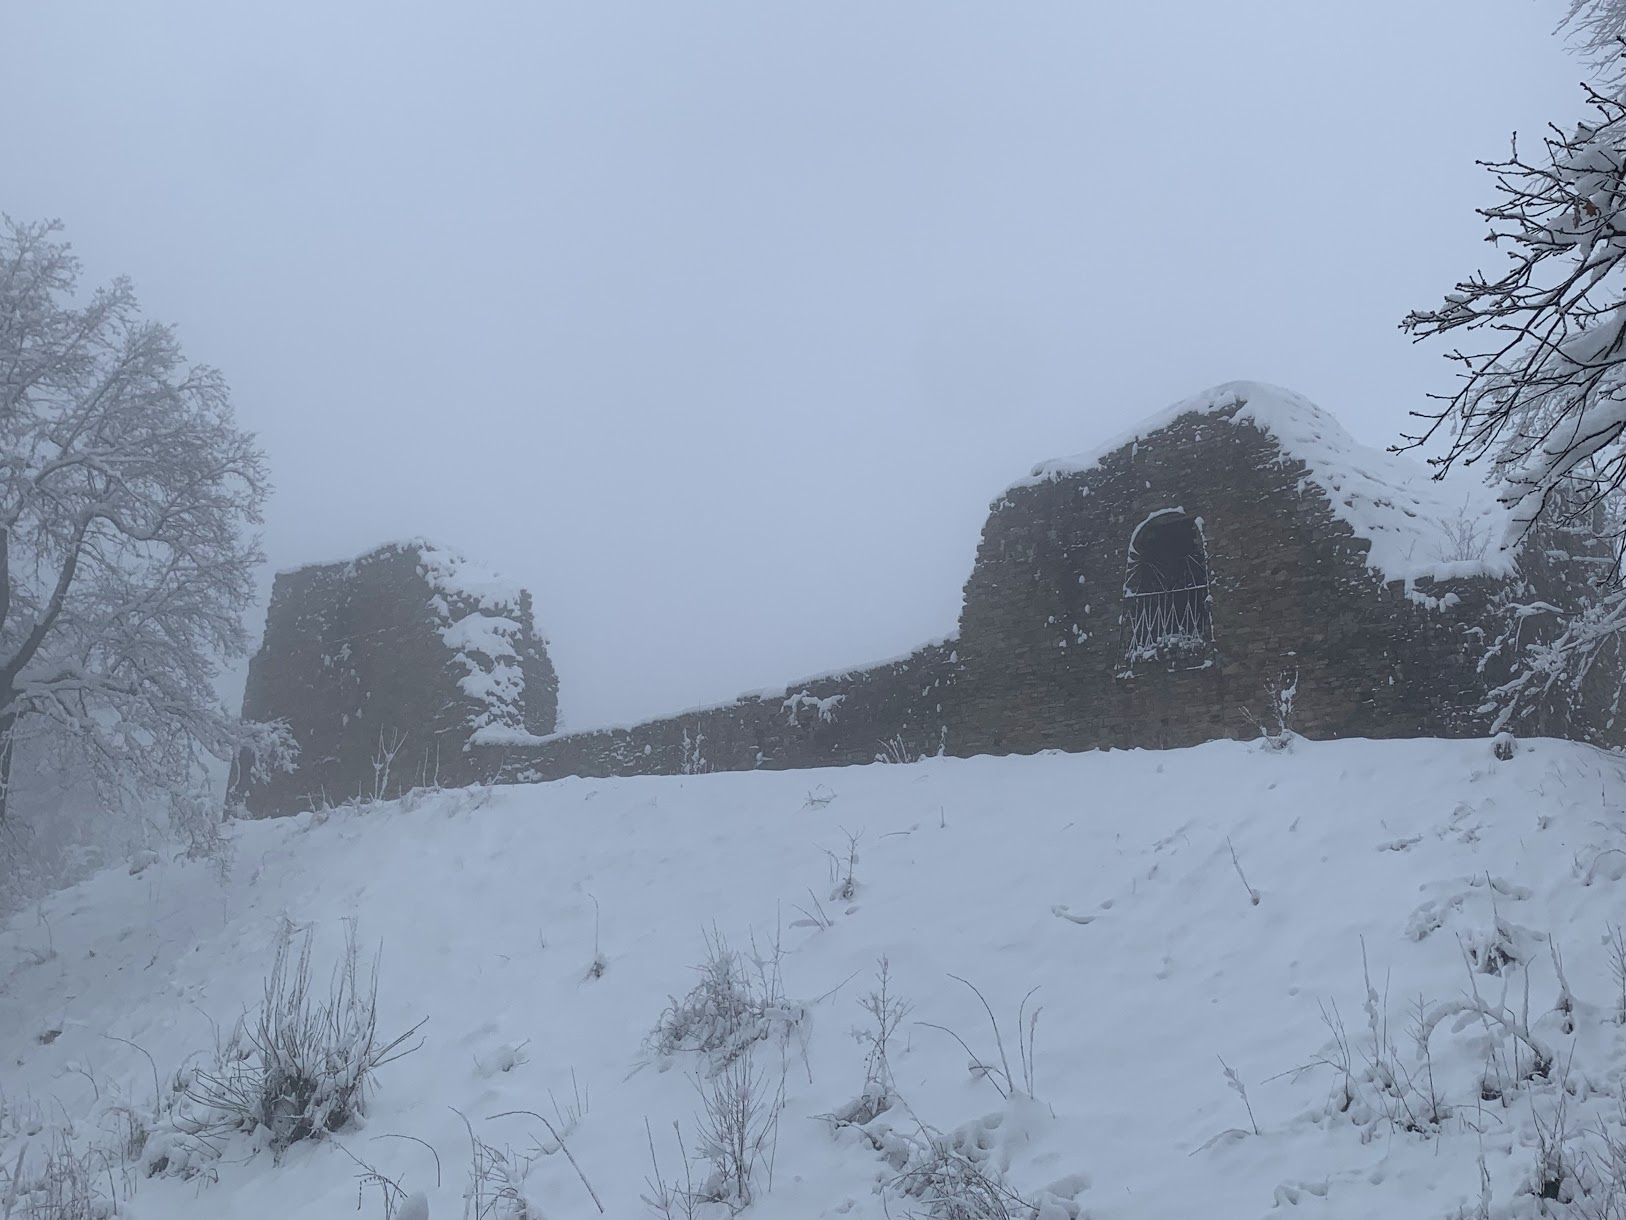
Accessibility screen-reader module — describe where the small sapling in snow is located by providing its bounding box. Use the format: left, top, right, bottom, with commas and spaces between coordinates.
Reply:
826, 958, 913, 1130
825, 828, 863, 903
1241, 668, 1299, 750
584, 893, 606, 981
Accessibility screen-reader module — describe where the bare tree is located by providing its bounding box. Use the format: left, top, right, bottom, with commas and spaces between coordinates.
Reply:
1399, 84, 1626, 726
1400, 85, 1626, 543
1561, 1, 1626, 89
0, 217, 291, 854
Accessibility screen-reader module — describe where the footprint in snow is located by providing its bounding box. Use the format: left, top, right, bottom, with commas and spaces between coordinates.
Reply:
1050, 904, 1097, 925
1273, 1179, 1331, 1206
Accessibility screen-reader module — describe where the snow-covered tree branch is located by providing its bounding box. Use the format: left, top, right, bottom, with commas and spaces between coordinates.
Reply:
1400, 78, 1626, 731
0, 217, 292, 852
1560, 1, 1626, 89
1400, 85, 1626, 545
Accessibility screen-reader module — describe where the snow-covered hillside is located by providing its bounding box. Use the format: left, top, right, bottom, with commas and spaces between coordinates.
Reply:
5, 738, 1626, 1219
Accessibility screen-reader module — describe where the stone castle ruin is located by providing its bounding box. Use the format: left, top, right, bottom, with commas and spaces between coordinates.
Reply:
233, 382, 1619, 817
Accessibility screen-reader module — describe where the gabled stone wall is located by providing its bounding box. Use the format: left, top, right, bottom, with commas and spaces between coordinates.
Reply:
949, 403, 1617, 758
949, 406, 1493, 755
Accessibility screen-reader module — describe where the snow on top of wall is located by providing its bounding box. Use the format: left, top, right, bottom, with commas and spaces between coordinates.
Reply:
1020, 380, 1517, 587
524, 638, 958, 745
415, 540, 527, 615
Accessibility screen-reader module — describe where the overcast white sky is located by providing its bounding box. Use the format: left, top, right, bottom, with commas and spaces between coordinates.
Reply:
0, 1, 1594, 727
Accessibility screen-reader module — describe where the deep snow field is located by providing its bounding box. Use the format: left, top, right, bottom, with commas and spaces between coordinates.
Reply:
5, 736, 1626, 1219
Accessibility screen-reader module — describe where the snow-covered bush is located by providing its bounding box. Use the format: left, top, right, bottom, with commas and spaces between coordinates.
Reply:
648, 930, 805, 1076
689, 1049, 782, 1213
458, 1114, 534, 1220
845, 1102, 1081, 1220
642, 1049, 784, 1218
182, 919, 423, 1159
890, 1132, 1040, 1220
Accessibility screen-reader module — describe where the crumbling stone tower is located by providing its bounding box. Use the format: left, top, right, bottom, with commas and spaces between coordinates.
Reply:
233, 540, 557, 815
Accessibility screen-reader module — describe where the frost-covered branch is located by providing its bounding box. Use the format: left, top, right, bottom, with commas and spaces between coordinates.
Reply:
1402, 86, 1626, 553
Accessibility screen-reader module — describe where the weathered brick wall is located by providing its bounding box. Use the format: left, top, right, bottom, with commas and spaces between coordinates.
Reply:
949, 406, 1517, 757
235, 399, 1624, 818
235, 543, 557, 816
479, 642, 958, 783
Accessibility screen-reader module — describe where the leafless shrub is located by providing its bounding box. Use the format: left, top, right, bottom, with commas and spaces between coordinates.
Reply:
1288, 946, 1451, 1138
889, 1130, 1037, 1220
1240, 668, 1298, 750
1435, 503, 1493, 564
369, 730, 407, 804
679, 728, 709, 776
457, 1110, 532, 1220
824, 829, 863, 902
185, 919, 423, 1158
874, 735, 917, 765
639, 1050, 784, 1219
489, 1105, 603, 1214
826, 959, 912, 1130
648, 929, 805, 1076
642, 1119, 698, 1220
686, 1049, 783, 1213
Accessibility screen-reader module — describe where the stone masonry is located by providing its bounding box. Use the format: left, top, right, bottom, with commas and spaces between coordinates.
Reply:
234, 383, 1623, 816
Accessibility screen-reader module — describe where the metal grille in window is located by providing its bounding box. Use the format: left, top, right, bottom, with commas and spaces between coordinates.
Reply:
1123, 513, 1211, 654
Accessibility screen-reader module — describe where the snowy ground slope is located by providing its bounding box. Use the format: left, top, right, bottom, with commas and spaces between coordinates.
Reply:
4, 737, 1626, 1218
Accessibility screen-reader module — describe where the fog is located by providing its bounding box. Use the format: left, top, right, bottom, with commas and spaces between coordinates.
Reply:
1, 1, 1589, 727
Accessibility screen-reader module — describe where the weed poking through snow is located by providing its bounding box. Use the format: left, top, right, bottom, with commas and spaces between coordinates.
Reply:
177, 918, 424, 1162
916, 976, 1042, 1102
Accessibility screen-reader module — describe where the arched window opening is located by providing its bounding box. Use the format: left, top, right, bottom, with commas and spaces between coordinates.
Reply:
1124, 512, 1211, 656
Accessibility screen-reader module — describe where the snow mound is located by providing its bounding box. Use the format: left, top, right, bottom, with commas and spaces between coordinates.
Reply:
5, 737, 1626, 1219
1023, 380, 1516, 586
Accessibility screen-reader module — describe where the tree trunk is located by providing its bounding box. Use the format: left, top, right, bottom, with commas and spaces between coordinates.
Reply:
0, 705, 13, 825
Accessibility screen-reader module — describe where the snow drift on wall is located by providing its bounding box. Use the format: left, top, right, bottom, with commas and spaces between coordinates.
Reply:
1022, 380, 1515, 587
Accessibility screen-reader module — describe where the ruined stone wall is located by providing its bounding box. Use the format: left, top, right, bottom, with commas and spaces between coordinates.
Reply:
235, 542, 557, 816
949, 407, 1503, 757
479, 642, 958, 784
235, 402, 1625, 819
